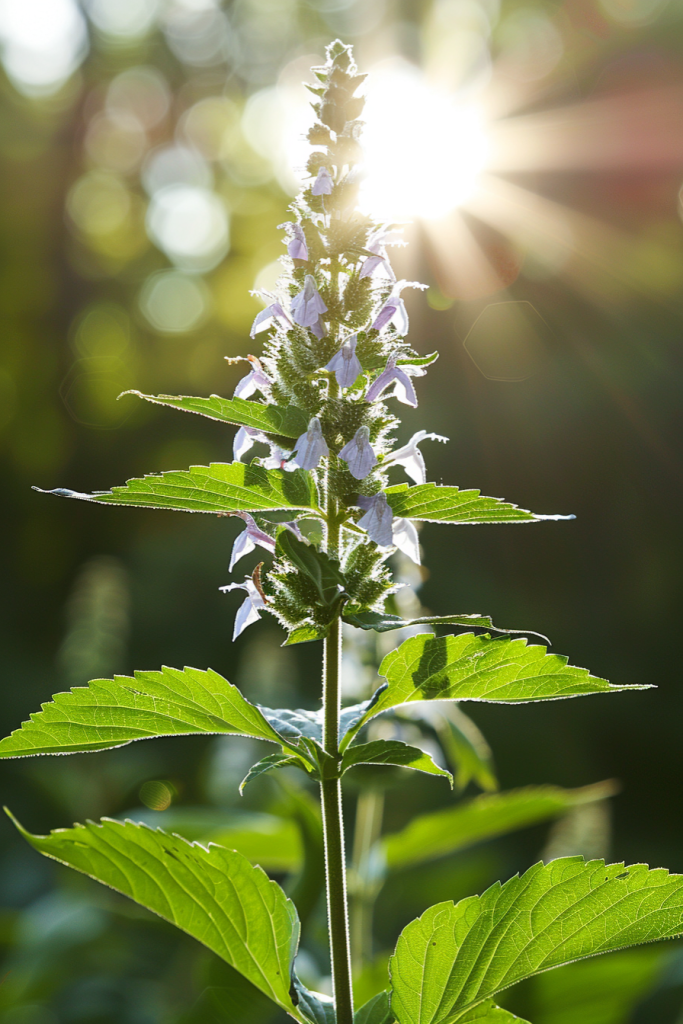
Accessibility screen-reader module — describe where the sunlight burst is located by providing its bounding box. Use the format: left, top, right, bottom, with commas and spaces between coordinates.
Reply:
360, 60, 491, 221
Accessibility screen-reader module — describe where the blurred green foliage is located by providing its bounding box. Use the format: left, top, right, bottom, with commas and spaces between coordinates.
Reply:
2, 0, 683, 1020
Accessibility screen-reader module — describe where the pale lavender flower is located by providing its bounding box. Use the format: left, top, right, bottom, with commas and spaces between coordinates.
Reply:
219, 577, 266, 640
261, 444, 294, 470
309, 316, 327, 340
291, 275, 328, 331
360, 227, 403, 280
339, 426, 378, 480
392, 517, 421, 564
384, 430, 449, 485
292, 416, 329, 470
229, 513, 276, 571
234, 358, 272, 399
324, 334, 362, 388
357, 492, 393, 546
365, 354, 426, 408
311, 166, 333, 195
278, 221, 308, 260
233, 426, 267, 461
372, 280, 427, 334
250, 293, 292, 338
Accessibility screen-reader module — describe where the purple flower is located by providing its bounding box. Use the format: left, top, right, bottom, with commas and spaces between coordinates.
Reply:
360, 227, 403, 281
250, 293, 292, 338
292, 416, 329, 470
364, 354, 426, 408
357, 492, 393, 547
372, 293, 408, 333
311, 166, 333, 195
229, 512, 276, 571
324, 334, 362, 388
392, 517, 420, 564
234, 357, 272, 399
233, 425, 267, 461
384, 430, 449, 485
261, 444, 294, 470
338, 426, 378, 480
291, 275, 328, 331
219, 577, 266, 640
278, 221, 308, 261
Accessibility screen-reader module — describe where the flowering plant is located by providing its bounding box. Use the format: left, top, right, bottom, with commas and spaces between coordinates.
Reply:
2, 41, 682, 1024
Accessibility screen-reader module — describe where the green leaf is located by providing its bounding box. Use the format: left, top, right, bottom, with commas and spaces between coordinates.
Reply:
342, 612, 548, 644
124, 391, 308, 439
355, 991, 393, 1024
283, 624, 331, 646
436, 706, 498, 793
276, 531, 346, 606
455, 1004, 529, 1023
346, 633, 649, 741
239, 753, 309, 794
8, 812, 304, 1019
384, 483, 573, 525
389, 857, 683, 1024
341, 740, 452, 785
381, 782, 617, 872
292, 980, 336, 1024
0, 665, 300, 759
35, 461, 320, 515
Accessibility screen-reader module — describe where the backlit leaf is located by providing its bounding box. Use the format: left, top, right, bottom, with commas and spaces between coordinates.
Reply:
389, 857, 683, 1024
341, 740, 452, 785
384, 483, 573, 525
125, 390, 308, 439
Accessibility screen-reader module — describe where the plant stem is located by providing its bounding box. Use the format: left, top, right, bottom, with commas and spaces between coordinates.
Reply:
321, 429, 354, 1024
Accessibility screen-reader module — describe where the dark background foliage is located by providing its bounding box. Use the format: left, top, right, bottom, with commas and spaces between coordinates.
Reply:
1, 0, 682, 1020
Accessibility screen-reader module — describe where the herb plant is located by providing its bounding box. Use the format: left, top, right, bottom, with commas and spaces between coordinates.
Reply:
4, 41, 682, 1024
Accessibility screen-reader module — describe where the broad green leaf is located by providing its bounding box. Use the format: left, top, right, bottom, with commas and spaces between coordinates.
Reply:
381, 782, 616, 872
436, 705, 498, 793
8, 812, 304, 1019
35, 461, 320, 515
342, 612, 547, 645
455, 1004, 529, 1023
292, 981, 336, 1024
389, 857, 683, 1024
239, 753, 309, 794
355, 991, 393, 1024
0, 665, 301, 759
125, 390, 308, 439
276, 531, 346, 606
283, 624, 331, 646
341, 740, 452, 785
384, 483, 573, 525
347, 633, 649, 741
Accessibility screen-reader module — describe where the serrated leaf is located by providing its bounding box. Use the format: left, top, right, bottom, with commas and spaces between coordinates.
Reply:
345, 633, 649, 741
381, 782, 617, 872
341, 740, 452, 785
293, 980, 336, 1024
355, 991, 393, 1024
436, 706, 498, 793
389, 857, 683, 1024
35, 462, 320, 515
276, 531, 346, 606
0, 665, 300, 759
342, 612, 548, 644
454, 1003, 529, 1023
283, 624, 331, 646
239, 753, 308, 794
8, 812, 304, 1019
260, 695, 380, 747
124, 391, 308, 439
384, 484, 573, 525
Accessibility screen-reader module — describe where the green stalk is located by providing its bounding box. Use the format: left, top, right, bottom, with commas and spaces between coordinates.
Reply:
321, 419, 354, 1024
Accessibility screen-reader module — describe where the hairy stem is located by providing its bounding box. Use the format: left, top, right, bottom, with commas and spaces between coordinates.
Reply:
320, 430, 354, 1024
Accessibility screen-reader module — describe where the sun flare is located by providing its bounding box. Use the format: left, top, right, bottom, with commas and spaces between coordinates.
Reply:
360, 60, 491, 221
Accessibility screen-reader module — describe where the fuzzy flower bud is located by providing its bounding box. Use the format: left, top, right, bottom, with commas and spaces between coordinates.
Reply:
291, 275, 328, 334
312, 166, 333, 195
324, 333, 362, 388
338, 425, 378, 480
292, 416, 329, 470
365, 354, 426, 408
357, 492, 393, 546
278, 221, 308, 261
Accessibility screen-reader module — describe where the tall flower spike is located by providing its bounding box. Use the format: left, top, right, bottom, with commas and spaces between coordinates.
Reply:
384, 430, 449, 485
278, 221, 308, 261
292, 416, 329, 470
233, 356, 272, 399
338, 426, 378, 480
219, 577, 266, 640
365, 354, 427, 408
324, 334, 362, 389
357, 492, 393, 547
229, 513, 276, 571
312, 166, 333, 195
291, 275, 328, 336
249, 294, 292, 338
